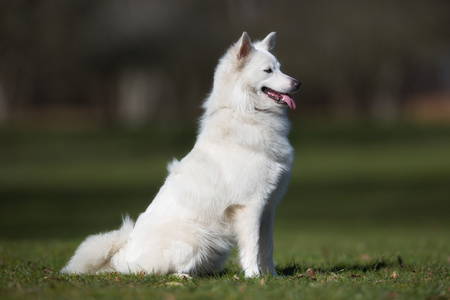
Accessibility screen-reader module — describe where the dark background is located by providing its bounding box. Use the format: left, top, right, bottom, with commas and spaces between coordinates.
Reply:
1, 0, 449, 127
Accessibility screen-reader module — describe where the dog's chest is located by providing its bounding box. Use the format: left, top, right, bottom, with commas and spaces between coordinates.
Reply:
205, 133, 292, 199
197, 113, 293, 199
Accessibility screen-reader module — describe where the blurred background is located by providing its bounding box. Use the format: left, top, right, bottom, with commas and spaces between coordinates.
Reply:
0, 0, 449, 242
1, 0, 450, 126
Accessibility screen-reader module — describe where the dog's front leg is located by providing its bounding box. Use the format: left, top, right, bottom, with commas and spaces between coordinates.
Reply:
234, 204, 263, 277
258, 205, 278, 276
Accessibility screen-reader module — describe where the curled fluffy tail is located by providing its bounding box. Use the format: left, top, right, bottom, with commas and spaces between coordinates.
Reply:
60, 216, 134, 274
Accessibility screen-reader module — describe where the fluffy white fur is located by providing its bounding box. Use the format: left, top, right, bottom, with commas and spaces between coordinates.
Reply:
61, 32, 300, 277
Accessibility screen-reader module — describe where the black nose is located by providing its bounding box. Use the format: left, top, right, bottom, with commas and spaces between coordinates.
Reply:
292, 80, 301, 90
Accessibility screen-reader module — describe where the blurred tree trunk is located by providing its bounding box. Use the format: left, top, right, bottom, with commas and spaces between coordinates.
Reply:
0, 84, 7, 124
370, 61, 404, 123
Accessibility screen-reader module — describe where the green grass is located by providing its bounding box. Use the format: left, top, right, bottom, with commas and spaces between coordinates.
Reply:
1, 122, 449, 299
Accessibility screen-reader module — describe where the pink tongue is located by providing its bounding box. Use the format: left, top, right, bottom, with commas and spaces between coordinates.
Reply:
282, 94, 296, 110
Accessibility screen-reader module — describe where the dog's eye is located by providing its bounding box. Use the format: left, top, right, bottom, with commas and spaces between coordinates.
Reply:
264, 68, 273, 74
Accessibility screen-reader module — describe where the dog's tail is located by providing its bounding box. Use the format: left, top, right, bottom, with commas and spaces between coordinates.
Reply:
60, 216, 134, 274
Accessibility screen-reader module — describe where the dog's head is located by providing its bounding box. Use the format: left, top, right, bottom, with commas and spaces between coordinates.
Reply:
209, 32, 300, 113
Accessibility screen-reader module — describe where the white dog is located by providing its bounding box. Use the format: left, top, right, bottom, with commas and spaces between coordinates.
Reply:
61, 32, 300, 277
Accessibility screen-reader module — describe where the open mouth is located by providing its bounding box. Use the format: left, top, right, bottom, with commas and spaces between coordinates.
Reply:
261, 87, 296, 110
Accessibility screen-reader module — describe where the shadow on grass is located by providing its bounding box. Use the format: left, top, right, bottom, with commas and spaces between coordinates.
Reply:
199, 261, 389, 279
277, 261, 388, 276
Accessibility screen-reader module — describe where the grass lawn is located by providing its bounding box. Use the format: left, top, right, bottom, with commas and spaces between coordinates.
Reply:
0, 122, 449, 299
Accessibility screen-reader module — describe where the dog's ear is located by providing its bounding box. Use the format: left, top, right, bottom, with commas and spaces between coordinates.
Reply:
237, 32, 253, 60
260, 32, 277, 51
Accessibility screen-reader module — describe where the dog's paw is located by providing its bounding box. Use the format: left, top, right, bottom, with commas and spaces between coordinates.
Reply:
244, 269, 261, 278
172, 273, 193, 280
